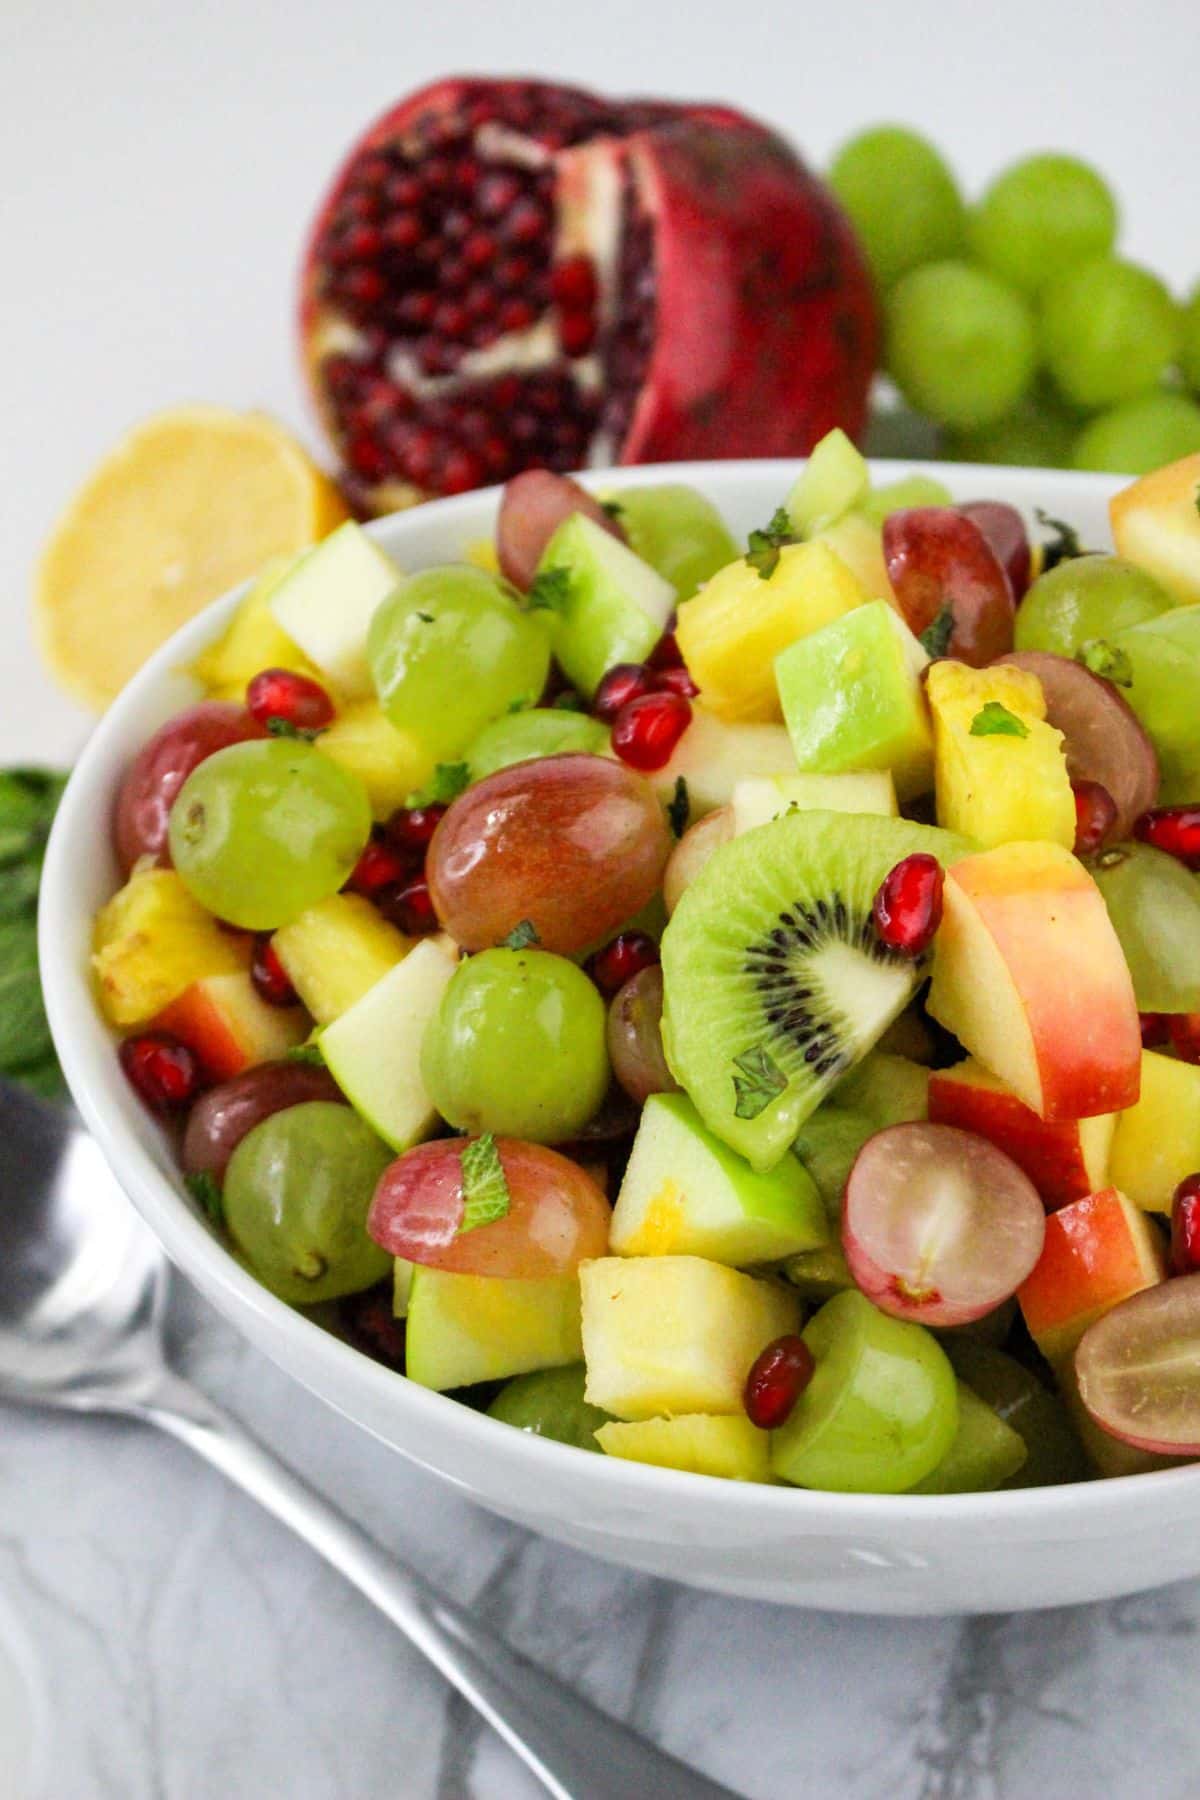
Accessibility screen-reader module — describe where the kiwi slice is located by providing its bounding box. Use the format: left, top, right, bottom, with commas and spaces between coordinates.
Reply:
660, 811, 972, 1171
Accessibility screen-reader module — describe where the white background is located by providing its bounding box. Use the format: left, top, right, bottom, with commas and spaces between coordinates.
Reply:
1, 0, 1196, 765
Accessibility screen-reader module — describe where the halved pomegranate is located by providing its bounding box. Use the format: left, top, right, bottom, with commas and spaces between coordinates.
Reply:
299, 78, 878, 511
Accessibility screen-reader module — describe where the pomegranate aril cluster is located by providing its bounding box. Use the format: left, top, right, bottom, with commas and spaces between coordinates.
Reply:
120, 1032, 202, 1116
586, 931, 660, 998
595, 636, 698, 773
347, 805, 447, 936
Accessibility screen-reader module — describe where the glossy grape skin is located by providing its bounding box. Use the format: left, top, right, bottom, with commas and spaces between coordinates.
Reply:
883, 507, 1014, 665
169, 738, 372, 930
1073, 393, 1200, 475
958, 501, 1031, 601
886, 262, 1036, 430
464, 708, 609, 783
662, 807, 733, 915
367, 1137, 611, 1278
181, 1061, 344, 1181
420, 947, 610, 1143
487, 1365, 609, 1451
969, 154, 1117, 296
223, 1102, 393, 1306
1086, 842, 1200, 1012
427, 754, 672, 954
1039, 256, 1181, 411
943, 1339, 1089, 1488
613, 485, 738, 601
1075, 1274, 1200, 1456
607, 966, 679, 1105
1014, 554, 1173, 661
828, 126, 965, 290
496, 470, 623, 592
114, 702, 261, 873
367, 565, 550, 762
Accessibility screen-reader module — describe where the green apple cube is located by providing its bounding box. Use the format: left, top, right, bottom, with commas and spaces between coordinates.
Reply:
649, 707, 797, 816
405, 1267, 582, 1391
580, 1255, 800, 1420
610, 1092, 828, 1266
785, 428, 870, 538
906, 1381, 1027, 1493
731, 770, 897, 835
393, 1258, 414, 1319
774, 600, 934, 800
534, 513, 676, 697
1113, 607, 1200, 801
595, 1413, 771, 1481
269, 522, 402, 698
464, 707, 609, 782
320, 937, 458, 1150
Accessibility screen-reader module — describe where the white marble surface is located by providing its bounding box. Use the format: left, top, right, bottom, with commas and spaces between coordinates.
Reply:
3, 1266, 1200, 1800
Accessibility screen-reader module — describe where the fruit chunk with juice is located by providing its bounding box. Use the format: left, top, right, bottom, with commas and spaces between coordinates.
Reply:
926, 661, 1074, 851
1108, 1051, 1200, 1214
406, 1268, 584, 1391
92, 867, 250, 1029
271, 893, 411, 1025
269, 522, 403, 698
596, 1414, 771, 1482
730, 770, 897, 834
1109, 451, 1200, 606
1016, 1187, 1165, 1365
928, 1058, 1114, 1209
315, 699, 435, 819
532, 512, 675, 698
152, 971, 308, 1080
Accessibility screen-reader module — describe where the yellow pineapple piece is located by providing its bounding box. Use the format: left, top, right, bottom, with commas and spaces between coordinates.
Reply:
813, 510, 896, 608
676, 541, 868, 724
1109, 1051, 1200, 1213
271, 893, 410, 1024
316, 699, 435, 820
927, 661, 1074, 850
190, 555, 322, 700
93, 868, 248, 1028
595, 1414, 771, 1482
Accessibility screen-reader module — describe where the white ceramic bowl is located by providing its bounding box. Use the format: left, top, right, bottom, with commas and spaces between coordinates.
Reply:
41, 459, 1200, 1616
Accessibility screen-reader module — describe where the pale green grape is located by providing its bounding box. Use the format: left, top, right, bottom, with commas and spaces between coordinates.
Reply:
487, 1365, 610, 1449
465, 708, 609, 782
1183, 284, 1200, 393
1014, 554, 1173, 659
886, 262, 1036, 429
969, 153, 1117, 296
169, 738, 371, 930
828, 126, 965, 290
1087, 843, 1200, 1012
945, 398, 1075, 470
420, 947, 609, 1143
223, 1102, 393, 1306
857, 476, 952, 528
614, 484, 738, 599
1039, 257, 1181, 410
1073, 392, 1200, 474
1111, 607, 1200, 800
367, 565, 550, 762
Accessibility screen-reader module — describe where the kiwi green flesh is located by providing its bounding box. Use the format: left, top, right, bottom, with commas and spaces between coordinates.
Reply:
660, 811, 973, 1172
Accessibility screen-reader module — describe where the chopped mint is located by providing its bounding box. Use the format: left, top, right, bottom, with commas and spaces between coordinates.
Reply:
1035, 509, 1085, 570
503, 919, 540, 950
526, 566, 573, 613
552, 690, 586, 712
919, 606, 955, 658
667, 775, 691, 839
185, 1170, 224, 1228
407, 762, 470, 807
970, 701, 1029, 739
265, 717, 325, 743
732, 1045, 788, 1119
1077, 639, 1134, 688
745, 507, 796, 581
601, 499, 625, 521
415, 610, 435, 624
286, 1042, 326, 1068
459, 1133, 511, 1233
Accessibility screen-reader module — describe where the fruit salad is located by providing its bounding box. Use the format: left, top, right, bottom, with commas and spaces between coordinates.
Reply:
91, 435, 1200, 1494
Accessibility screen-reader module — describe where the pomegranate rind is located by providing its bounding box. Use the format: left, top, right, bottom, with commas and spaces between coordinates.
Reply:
1074, 1273, 1200, 1455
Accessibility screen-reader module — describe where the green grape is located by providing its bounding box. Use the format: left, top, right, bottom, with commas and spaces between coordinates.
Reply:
969, 153, 1118, 296
223, 1102, 393, 1306
465, 709, 609, 783
1115, 605, 1200, 799
367, 565, 550, 762
487, 1364, 610, 1450
769, 1289, 959, 1493
1014, 554, 1173, 659
420, 947, 610, 1143
1087, 842, 1200, 1012
1039, 257, 1181, 410
169, 738, 371, 930
1183, 284, 1200, 393
945, 396, 1076, 469
943, 1340, 1089, 1488
886, 262, 1036, 429
857, 475, 953, 527
613, 484, 738, 599
1073, 392, 1200, 474
828, 126, 965, 290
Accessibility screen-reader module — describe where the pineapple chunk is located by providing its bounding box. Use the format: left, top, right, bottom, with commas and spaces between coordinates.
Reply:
676, 541, 868, 723
190, 556, 320, 700
1110, 1050, 1200, 1213
580, 1255, 800, 1420
812, 511, 895, 608
92, 868, 248, 1028
927, 661, 1074, 850
595, 1414, 771, 1481
405, 1268, 582, 1391
316, 699, 435, 820
1110, 452, 1200, 606
271, 893, 410, 1024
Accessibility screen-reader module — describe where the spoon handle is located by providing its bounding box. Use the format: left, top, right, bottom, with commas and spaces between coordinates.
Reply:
131, 1368, 737, 1800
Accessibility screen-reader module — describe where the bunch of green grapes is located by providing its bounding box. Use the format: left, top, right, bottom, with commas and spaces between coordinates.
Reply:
829, 128, 1200, 474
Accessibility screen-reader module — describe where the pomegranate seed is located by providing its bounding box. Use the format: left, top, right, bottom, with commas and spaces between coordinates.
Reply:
378, 873, 437, 935
646, 630, 683, 670
585, 931, 660, 998
479, 172, 520, 218
119, 1032, 201, 1115
350, 835, 414, 895
550, 254, 598, 309
559, 311, 597, 357
1072, 780, 1118, 856
872, 854, 945, 958
505, 200, 546, 245
343, 267, 385, 306
743, 1335, 815, 1430
251, 937, 298, 1008
498, 297, 536, 333
1171, 1175, 1200, 1274
593, 662, 657, 723
461, 231, 495, 270
1140, 1012, 1171, 1047
653, 664, 700, 700
611, 692, 692, 772
385, 804, 446, 854
1134, 806, 1200, 870
439, 448, 483, 495
246, 668, 335, 733
1169, 1015, 1200, 1063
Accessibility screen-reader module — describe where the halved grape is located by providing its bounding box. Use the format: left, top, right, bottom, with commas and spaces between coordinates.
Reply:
663, 806, 733, 916
944, 1338, 1089, 1488
1015, 554, 1174, 660
958, 501, 1031, 601
1075, 1274, 1200, 1455
842, 1123, 1045, 1327
487, 1364, 610, 1450
464, 708, 609, 782
496, 470, 623, 591
1086, 842, 1200, 1013
883, 507, 1014, 664
182, 1061, 344, 1180
367, 1138, 610, 1278
114, 702, 262, 873
607, 965, 679, 1105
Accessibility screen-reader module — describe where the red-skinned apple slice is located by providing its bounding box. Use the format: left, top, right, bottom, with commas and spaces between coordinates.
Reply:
1075, 1273, 1200, 1455
1017, 1187, 1165, 1364
842, 1122, 1045, 1326
152, 972, 308, 1081
927, 1058, 1114, 1210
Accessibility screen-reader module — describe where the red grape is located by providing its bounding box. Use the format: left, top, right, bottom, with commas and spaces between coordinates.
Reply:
958, 500, 1032, 600
181, 1060, 344, 1180
607, 966, 679, 1105
1075, 1275, 1200, 1455
883, 507, 1015, 666
495, 469, 624, 591
113, 702, 262, 872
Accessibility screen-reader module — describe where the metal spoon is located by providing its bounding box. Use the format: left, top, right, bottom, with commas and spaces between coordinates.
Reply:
0, 1080, 736, 1800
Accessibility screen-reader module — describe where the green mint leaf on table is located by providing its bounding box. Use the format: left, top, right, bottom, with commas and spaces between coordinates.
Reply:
667, 776, 690, 839
1035, 509, 1085, 570
185, 1171, 225, 1228
407, 762, 470, 807
1076, 639, 1134, 688
732, 1045, 788, 1120
526, 567, 572, 613
970, 702, 1029, 739
919, 606, 955, 658
286, 1042, 326, 1067
459, 1133, 511, 1234
0, 766, 70, 1101
503, 919, 540, 950
265, 717, 325, 742
745, 507, 796, 581
0, 918, 53, 1072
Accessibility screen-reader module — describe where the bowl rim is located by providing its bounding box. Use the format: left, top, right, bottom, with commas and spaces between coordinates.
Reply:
41, 455, 1200, 1524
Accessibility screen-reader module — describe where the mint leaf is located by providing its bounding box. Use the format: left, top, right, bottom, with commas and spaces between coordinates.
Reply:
266, 717, 325, 743
601, 499, 625, 521
526, 566, 573, 613
970, 702, 1029, 740
732, 1045, 788, 1120
552, 690, 586, 712
185, 1170, 225, 1228
0, 919, 51, 1070
745, 506, 796, 581
503, 919, 540, 950
919, 606, 955, 658
415, 611, 435, 624
459, 1133, 511, 1233
1077, 639, 1134, 688
285, 1042, 326, 1068
407, 762, 470, 807
1035, 509, 1085, 571
667, 775, 690, 839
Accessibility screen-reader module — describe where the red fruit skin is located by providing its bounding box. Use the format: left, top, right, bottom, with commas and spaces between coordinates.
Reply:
958, 501, 1031, 601
1140, 1012, 1171, 1048
872, 853, 944, 958
113, 702, 262, 873
743, 1334, 815, 1430
246, 668, 335, 732
497, 471, 624, 591
1135, 807, 1200, 871
1168, 1015, 1200, 1064
1072, 781, 1118, 857
1171, 1177, 1200, 1275
611, 691, 692, 771
251, 937, 299, 1008
884, 509, 1014, 666
593, 662, 657, 723
586, 930, 660, 998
